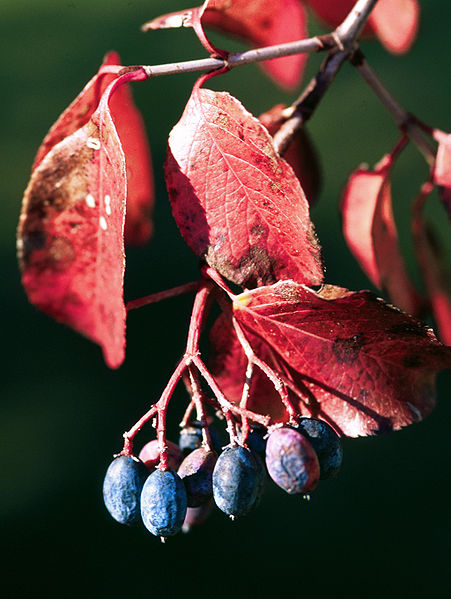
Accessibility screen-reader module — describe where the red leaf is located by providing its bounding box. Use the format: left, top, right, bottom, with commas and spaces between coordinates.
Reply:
33, 52, 154, 246
259, 103, 321, 205
33, 52, 121, 169
109, 69, 155, 246
228, 281, 450, 436
433, 130, 451, 218
412, 188, 451, 346
165, 82, 323, 288
18, 70, 147, 368
209, 313, 290, 422
146, 0, 308, 89
369, 0, 420, 55
307, 0, 419, 54
340, 151, 422, 315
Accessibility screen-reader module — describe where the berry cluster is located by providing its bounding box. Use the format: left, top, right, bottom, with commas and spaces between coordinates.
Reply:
103, 417, 342, 540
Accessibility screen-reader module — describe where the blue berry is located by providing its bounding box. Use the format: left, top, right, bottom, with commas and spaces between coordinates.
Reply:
265, 427, 320, 495
179, 421, 222, 455
179, 424, 203, 454
178, 447, 217, 507
245, 427, 267, 459
140, 469, 187, 538
213, 446, 264, 518
296, 418, 343, 479
102, 455, 148, 525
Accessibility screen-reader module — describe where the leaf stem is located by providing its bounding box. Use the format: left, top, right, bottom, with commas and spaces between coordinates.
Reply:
126, 280, 200, 311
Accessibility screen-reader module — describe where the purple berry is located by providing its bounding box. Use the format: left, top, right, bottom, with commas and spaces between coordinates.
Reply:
296, 418, 343, 479
103, 455, 148, 525
140, 469, 187, 538
138, 439, 183, 472
182, 500, 214, 533
265, 427, 320, 494
178, 447, 217, 507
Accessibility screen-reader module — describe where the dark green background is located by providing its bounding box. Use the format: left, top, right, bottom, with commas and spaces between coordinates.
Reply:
1, 1, 449, 597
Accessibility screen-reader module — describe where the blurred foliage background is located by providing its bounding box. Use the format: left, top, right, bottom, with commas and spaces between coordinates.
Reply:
1, 1, 450, 597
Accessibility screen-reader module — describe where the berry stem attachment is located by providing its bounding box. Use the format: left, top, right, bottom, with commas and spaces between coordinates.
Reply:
188, 365, 214, 451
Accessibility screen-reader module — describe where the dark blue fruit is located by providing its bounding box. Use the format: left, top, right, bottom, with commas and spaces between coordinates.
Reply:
213, 446, 263, 518
246, 427, 267, 459
140, 469, 187, 538
179, 423, 203, 454
296, 418, 343, 479
178, 448, 217, 507
265, 427, 320, 494
103, 455, 149, 525
179, 421, 222, 455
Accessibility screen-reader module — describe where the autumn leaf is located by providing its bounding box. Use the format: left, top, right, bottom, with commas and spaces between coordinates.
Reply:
145, 0, 308, 89
412, 185, 451, 346
18, 68, 148, 368
340, 148, 422, 316
209, 313, 291, 422
221, 280, 451, 437
33, 52, 154, 246
165, 81, 323, 288
307, 0, 419, 54
259, 103, 321, 205
433, 129, 451, 218
32, 52, 121, 169
108, 65, 155, 246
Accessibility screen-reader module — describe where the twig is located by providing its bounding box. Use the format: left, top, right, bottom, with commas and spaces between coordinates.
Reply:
350, 50, 436, 165
273, 0, 380, 155
335, 0, 380, 46
139, 35, 331, 79
126, 280, 200, 311
274, 49, 349, 155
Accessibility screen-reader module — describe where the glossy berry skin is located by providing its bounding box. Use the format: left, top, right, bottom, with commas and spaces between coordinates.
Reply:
178, 448, 217, 507
296, 418, 343, 480
140, 469, 187, 538
265, 427, 320, 495
103, 455, 149, 525
138, 439, 183, 472
213, 446, 263, 518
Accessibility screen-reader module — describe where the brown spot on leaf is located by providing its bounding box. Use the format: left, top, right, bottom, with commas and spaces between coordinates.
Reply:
274, 282, 301, 304
205, 242, 277, 288
48, 237, 76, 271
332, 334, 365, 364
214, 113, 230, 129
258, 17, 272, 29
270, 180, 283, 194
250, 224, 267, 238
318, 285, 351, 300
